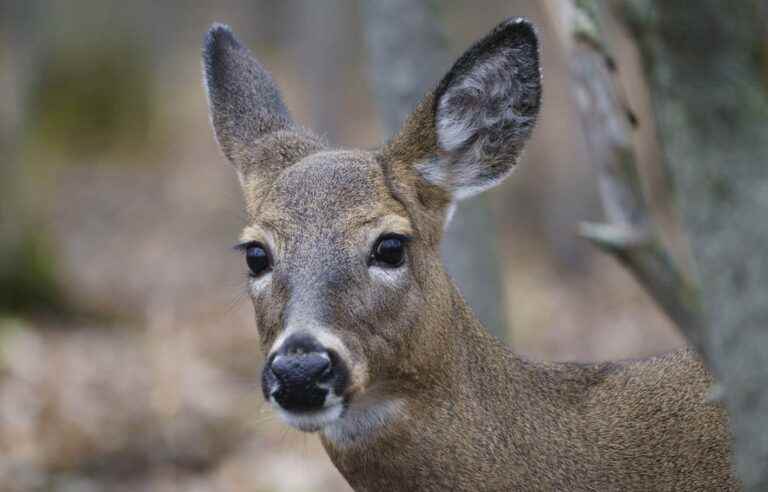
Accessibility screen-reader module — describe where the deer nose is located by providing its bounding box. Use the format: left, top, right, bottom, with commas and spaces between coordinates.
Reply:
271, 353, 331, 386
266, 334, 334, 412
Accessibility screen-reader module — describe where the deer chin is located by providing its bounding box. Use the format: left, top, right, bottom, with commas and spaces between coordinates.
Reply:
322, 398, 407, 448
272, 393, 346, 432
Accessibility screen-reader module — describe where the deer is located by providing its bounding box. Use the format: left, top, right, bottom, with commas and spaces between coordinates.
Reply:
202, 18, 737, 491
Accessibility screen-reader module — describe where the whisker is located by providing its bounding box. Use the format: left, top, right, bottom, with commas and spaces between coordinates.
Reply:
222, 286, 249, 317
278, 427, 290, 447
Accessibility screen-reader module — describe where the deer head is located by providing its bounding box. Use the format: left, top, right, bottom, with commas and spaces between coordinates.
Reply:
203, 18, 540, 438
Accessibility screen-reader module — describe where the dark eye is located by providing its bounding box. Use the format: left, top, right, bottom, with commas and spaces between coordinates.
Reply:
371, 234, 407, 268
245, 243, 271, 277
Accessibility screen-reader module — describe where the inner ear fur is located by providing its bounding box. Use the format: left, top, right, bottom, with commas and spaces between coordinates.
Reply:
381, 17, 542, 219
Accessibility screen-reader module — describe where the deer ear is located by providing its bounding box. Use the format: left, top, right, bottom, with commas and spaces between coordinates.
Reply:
203, 24, 325, 204
203, 24, 294, 165
389, 18, 541, 201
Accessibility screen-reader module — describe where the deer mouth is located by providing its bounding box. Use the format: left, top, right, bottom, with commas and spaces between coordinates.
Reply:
273, 398, 346, 432
268, 374, 350, 432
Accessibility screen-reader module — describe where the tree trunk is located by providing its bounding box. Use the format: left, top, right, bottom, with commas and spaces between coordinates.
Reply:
290, 0, 351, 144
620, 1, 768, 488
360, 0, 509, 340
0, 1, 63, 314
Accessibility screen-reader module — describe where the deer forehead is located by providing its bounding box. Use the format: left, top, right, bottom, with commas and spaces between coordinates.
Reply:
247, 150, 411, 242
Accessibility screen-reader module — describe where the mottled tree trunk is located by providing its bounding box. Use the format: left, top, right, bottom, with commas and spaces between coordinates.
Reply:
360, 0, 509, 340
620, 1, 768, 488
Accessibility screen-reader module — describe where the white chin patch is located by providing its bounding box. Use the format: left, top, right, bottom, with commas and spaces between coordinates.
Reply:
322, 399, 405, 447
273, 401, 344, 433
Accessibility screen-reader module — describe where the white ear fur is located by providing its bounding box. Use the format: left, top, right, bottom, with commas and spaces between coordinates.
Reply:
415, 155, 517, 201
417, 18, 541, 200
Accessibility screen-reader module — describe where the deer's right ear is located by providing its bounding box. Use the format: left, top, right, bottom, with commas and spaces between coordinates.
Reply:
203, 24, 292, 162
384, 18, 541, 205
203, 24, 324, 201
203, 24, 324, 188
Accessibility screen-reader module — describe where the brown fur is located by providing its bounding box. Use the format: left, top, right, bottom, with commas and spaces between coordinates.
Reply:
203, 19, 738, 491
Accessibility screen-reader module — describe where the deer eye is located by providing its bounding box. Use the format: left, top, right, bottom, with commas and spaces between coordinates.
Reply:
245, 243, 271, 277
371, 234, 407, 268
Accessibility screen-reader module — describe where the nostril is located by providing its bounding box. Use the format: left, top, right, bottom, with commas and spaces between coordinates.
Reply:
306, 353, 331, 380
319, 358, 334, 379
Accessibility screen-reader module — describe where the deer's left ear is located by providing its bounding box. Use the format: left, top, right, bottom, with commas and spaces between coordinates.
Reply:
387, 18, 541, 201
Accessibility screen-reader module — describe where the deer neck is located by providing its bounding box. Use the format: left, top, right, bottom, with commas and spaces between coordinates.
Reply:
319, 281, 543, 487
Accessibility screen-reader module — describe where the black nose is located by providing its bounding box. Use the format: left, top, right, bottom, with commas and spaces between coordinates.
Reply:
271, 352, 331, 386
266, 334, 334, 412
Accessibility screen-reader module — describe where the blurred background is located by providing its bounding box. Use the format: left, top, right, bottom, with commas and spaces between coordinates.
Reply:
0, 1, 689, 490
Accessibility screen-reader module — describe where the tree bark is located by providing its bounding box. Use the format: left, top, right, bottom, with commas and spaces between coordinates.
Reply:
544, 0, 702, 350
360, 0, 509, 340
620, 1, 768, 488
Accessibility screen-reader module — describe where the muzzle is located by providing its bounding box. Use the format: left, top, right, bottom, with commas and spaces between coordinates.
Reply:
262, 333, 349, 413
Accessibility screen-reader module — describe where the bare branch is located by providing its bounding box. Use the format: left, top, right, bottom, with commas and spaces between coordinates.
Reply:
544, 0, 705, 352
